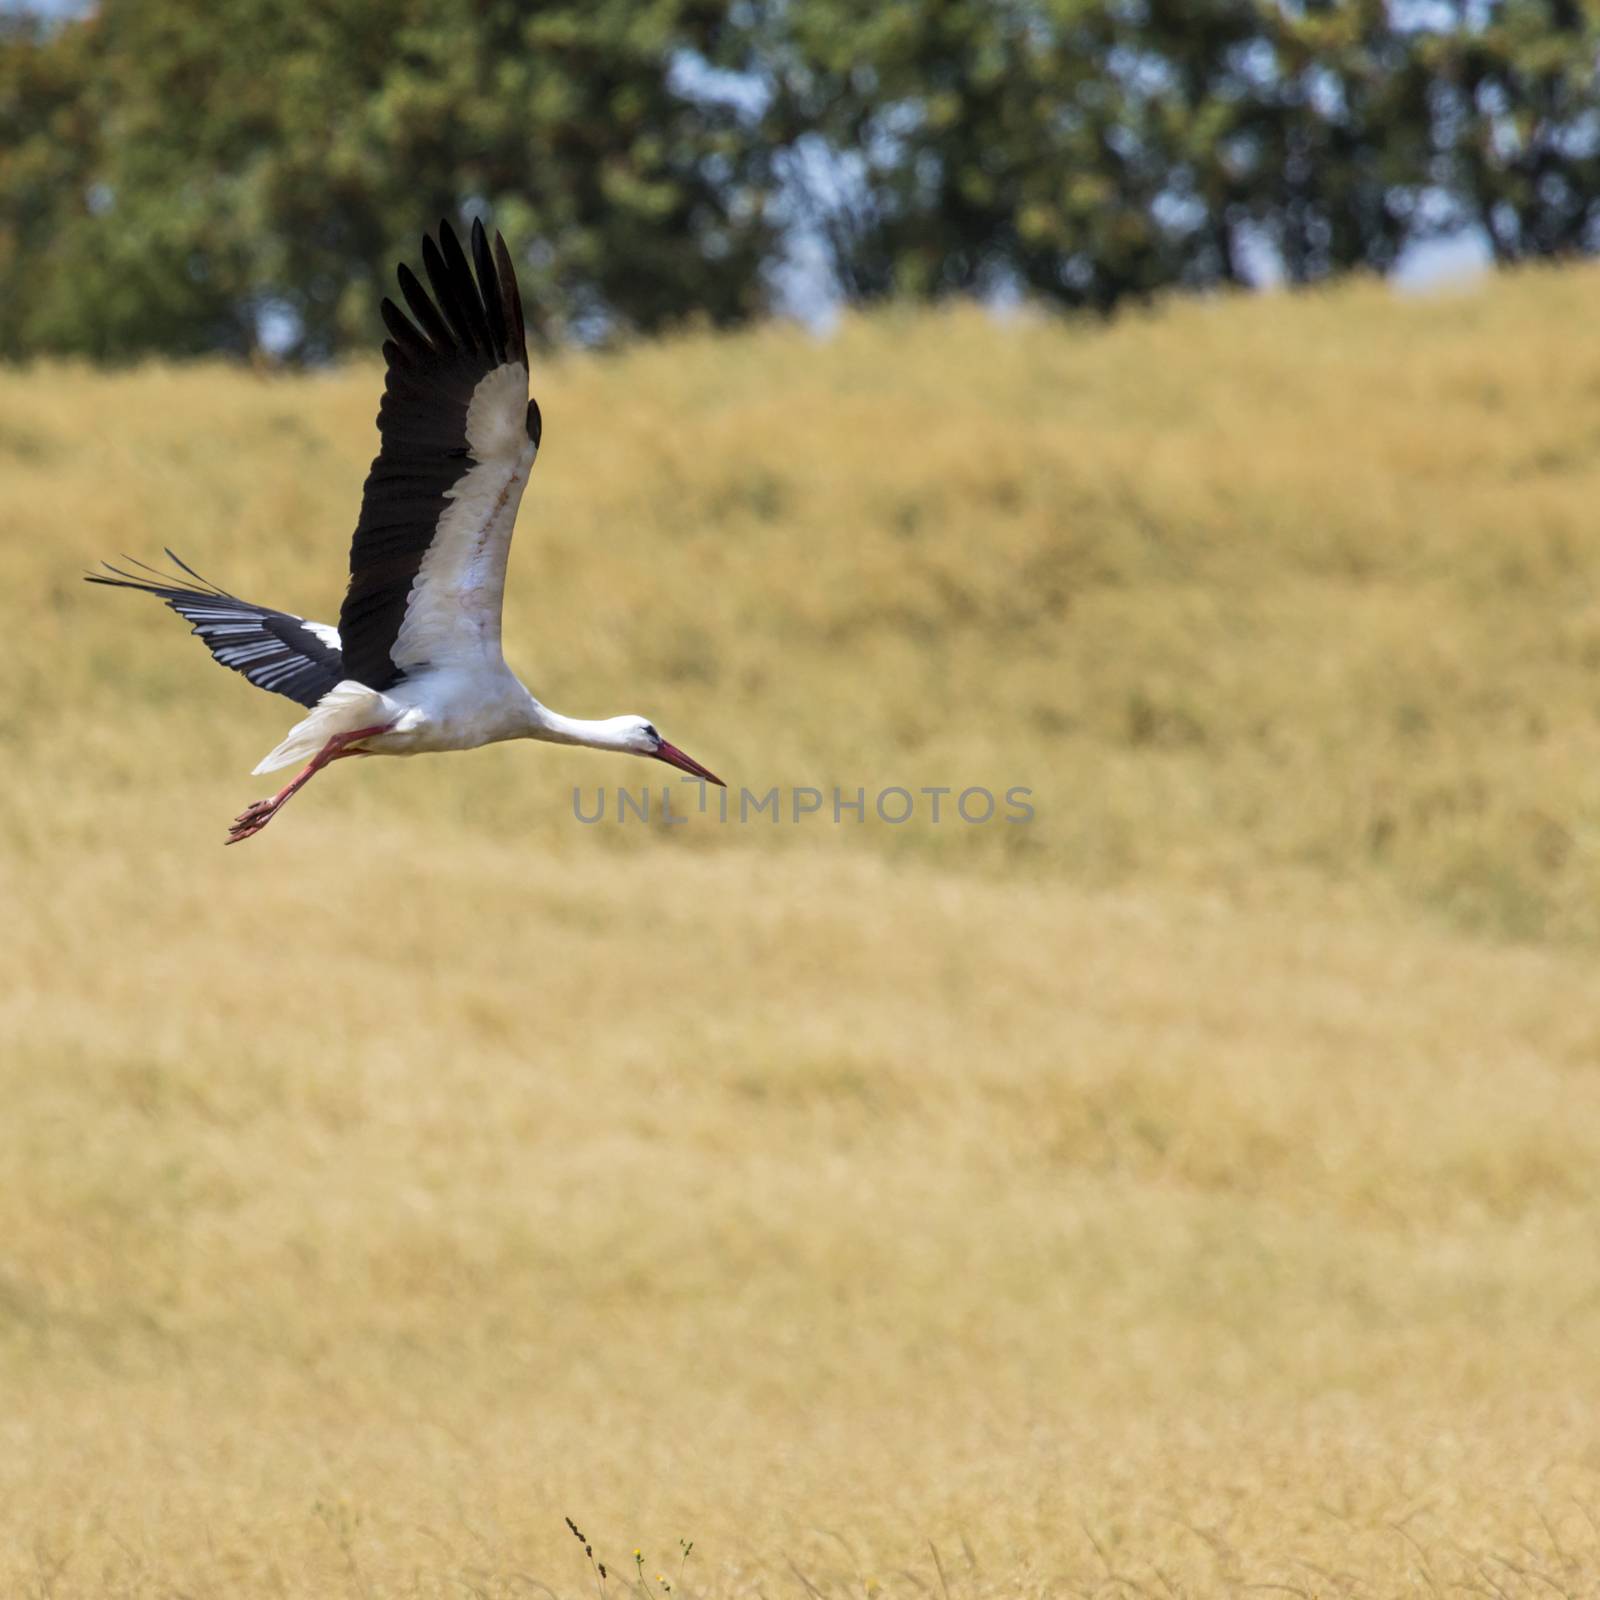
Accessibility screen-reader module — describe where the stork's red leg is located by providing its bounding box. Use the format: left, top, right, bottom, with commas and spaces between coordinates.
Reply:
226, 723, 392, 845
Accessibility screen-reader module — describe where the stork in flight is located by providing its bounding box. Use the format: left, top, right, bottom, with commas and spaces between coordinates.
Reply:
88, 218, 724, 843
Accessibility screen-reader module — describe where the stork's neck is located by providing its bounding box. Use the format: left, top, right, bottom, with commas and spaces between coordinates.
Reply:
522, 700, 635, 752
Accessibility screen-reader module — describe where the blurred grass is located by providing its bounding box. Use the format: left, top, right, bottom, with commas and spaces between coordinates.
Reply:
4, 268, 1600, 1596
12, 269, 1600, 932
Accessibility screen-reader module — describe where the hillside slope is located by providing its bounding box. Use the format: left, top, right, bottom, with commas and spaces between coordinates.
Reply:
4, 271, 1600, 1596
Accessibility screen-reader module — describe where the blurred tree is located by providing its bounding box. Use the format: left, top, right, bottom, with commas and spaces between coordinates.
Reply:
0, 12, 142, 359
0, 0, 774, 360
1153, 0, 1435, 286
1, 0, 1596, 358
760, 0, 1185, 311
1420, 0, 1600, 263
758, 0, 1447, 311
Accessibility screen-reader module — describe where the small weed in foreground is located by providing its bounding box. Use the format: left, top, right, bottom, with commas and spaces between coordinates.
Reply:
568, 1516, 696, 1600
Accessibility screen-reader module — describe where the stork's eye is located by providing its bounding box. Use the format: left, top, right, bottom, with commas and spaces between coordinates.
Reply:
643, 723, 659, 741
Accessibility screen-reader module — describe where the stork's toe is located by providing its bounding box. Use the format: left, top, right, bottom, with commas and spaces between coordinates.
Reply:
226, 798, 279, 843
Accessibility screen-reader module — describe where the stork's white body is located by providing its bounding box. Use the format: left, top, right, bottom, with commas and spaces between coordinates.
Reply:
256, 669, 643, 771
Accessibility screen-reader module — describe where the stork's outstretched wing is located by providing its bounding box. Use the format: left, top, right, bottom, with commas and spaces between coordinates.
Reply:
85, 551, 345, 708
339, 217, 540, 692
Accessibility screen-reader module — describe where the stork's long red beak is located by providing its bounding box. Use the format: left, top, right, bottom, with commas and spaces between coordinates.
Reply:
653, 740, 725, 787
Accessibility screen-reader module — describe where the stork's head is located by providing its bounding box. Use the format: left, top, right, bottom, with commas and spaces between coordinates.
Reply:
619, 715, 725, 787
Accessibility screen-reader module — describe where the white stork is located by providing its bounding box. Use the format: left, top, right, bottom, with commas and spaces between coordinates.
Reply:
89, 218, 724, 844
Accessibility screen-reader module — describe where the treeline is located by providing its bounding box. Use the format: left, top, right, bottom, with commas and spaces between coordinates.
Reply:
1, 0, 1596, 361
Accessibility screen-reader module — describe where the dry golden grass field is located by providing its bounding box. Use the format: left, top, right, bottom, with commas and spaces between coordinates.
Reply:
5, 267, 1600, 1598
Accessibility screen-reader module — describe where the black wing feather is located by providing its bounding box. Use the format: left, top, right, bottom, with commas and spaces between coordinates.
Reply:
493, 231, 527, 360
337, 217, 532, 692
422, 231, 477, 353
379, 297, 430, 361
473, 219, 511, 356
396, 262, 454, 350
85, 551, 344, 708
438, 221, 493, 353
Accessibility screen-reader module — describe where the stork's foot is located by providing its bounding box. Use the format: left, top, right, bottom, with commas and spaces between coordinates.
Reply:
226, 797, 281, 844
223, 723, 393, 847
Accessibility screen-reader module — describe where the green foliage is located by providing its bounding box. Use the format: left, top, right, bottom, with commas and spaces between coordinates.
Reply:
756, 0, 1592, 309
0, 0, 1596, 358
1164, 0, 1436, 284
0, 0, 773, 360
760, 0, 1172, 308
1419, 0, 1600, 262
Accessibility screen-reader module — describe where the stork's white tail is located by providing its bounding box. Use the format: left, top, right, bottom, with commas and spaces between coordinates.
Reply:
253, 681, 395, 773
